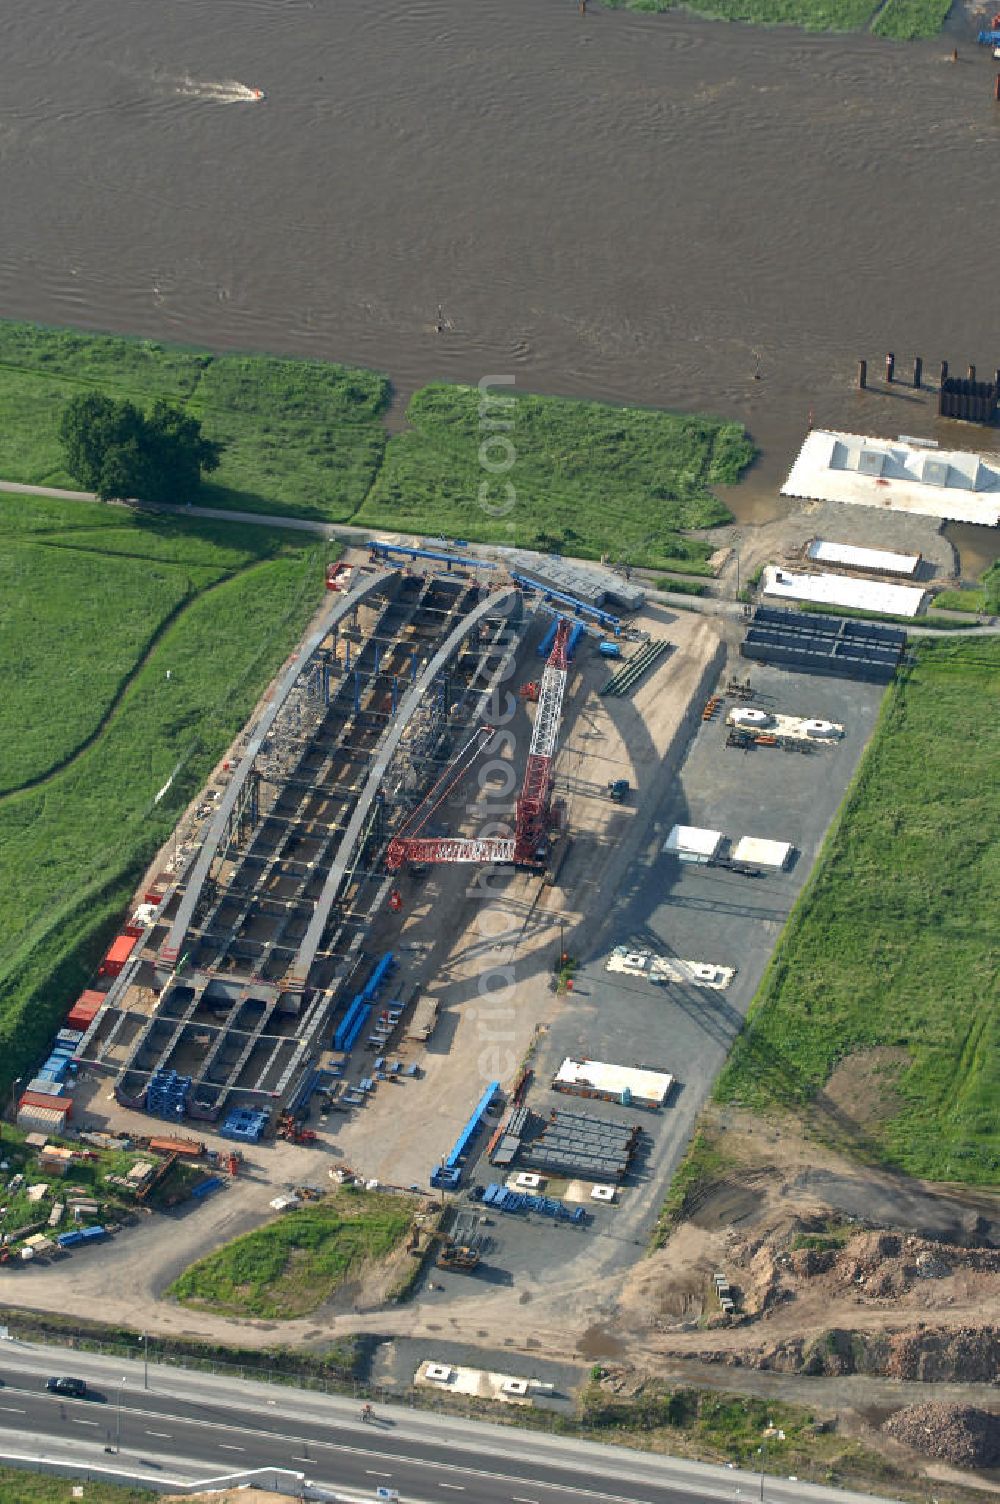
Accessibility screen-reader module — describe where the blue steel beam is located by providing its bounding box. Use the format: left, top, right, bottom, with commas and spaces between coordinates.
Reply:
445, 1080, 500, 1170
510, 572, 621, 630
369, 540, 497, 571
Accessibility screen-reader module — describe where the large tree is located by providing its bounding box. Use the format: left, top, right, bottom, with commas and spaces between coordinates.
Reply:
59, 394, 222, 503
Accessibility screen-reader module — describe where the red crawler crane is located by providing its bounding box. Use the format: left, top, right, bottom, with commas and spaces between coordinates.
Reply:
385, 618, 571, 873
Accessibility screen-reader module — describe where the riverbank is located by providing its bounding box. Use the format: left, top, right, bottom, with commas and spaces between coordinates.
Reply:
0, 319, 753, 570
601, 0, 951, 39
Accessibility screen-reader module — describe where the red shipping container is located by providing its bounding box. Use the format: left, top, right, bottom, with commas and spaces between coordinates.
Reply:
18, 1090, 72, 1117
72, 989, 105, 1012
143, 890, 164, 906
67, 988, 103, 1028
67, 1005, 99, 1029
98, 932, 140, 977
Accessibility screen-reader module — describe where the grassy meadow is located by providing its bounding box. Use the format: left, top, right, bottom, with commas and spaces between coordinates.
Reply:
716, 637, 1000, 1184
0, 1473, 154, 1504
0, 320, 389, 520
357, 382, 750, 570
169, 1189, 416, 1317
602, 0, 950, 36
0, 319, 755, 568
871, 0, 953, 39
0, 492, 330, 1101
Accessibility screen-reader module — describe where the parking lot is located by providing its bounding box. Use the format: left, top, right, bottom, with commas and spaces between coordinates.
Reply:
423, 659, 887, 1299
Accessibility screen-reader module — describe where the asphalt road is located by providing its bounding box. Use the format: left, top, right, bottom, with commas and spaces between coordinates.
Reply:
0, 1340, 904, 1503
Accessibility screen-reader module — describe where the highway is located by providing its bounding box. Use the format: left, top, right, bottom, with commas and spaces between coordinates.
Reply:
0, 1340, 903, 1503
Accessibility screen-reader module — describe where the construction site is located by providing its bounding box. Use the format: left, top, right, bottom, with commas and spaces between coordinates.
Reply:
6, 537, 924, 1355
8, 516, 1000, 1494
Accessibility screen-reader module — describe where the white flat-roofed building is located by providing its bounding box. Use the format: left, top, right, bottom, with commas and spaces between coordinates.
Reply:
730, 836, 794, 870
806, 539, 921, 577
783, 431, 1000, 527
762, 566, 925, 618
663, 824, 724, 863
553, 1056, 674, 1107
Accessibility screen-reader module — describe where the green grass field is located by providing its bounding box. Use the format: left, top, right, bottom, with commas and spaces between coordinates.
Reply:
933, 562, 1000, 616
0, 320, 389, 521
932, 587, 986, 614
169, 1189, 416, 1318
716, 638, 1000, 1183
0, 1471, 154, 1504
0, 492, 330, 1102
871, 0, 953, 39
357, 383, 750, 570
602, 0, 949, 35
603, 0, 877, 29
0, 319, 755, 567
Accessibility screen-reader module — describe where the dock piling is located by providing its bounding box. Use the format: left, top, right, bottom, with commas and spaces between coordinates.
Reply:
885, 351, 895, 384
913, 356, 922, 389
857, 359, 867, 390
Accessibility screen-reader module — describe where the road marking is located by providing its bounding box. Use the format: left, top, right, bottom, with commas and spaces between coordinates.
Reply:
0, 1406, 26, 1414
293, 1456, 312, 1463
219, 1443, 244, 1451
439, 1487, 465, 1492
72, 1419, 99, 1426
513, 1498, 540, 1503
366, 1470, 392, 1477
145, 1429, 171, 1438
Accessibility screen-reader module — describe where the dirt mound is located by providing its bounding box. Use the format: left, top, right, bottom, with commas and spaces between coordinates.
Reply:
683, 1324, 1000, 1382
883, 1403, 1000, 1468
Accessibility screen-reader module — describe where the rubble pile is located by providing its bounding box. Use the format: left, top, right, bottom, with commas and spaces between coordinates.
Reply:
684, 1324, 1000, 1381
884, 1403, 1000, 1469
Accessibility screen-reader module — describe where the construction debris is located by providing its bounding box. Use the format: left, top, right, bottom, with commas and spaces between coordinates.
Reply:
883, 1404, 1000, 1468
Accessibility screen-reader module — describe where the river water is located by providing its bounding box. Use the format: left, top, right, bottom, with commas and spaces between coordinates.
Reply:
1, 0, 998, 561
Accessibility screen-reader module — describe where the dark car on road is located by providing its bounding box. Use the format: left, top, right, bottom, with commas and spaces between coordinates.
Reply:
45, 1376, 88, 1399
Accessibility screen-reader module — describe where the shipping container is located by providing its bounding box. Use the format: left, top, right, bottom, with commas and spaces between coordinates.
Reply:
67, 1005, 100, 1030
17, 1105, 71, 1133
72, 989, 106, 1012
99, 933, 140, 977
26, 1077, 64, 1097
18, 1089, 72, 1115
148, 1136, 204, 1158
67, 989, 104, 1030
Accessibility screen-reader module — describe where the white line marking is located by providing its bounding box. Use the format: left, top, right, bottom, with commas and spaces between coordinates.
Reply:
513, 1498, 540, 1503
145, 1429, 171, 1437
293, 1456, 312, 1462
439, 1487, 465, 1492
219, 1443, 244, 1451
366, 1470, 392, 1477
71, 1419, 99, 1426
0, 1406, 26, 1414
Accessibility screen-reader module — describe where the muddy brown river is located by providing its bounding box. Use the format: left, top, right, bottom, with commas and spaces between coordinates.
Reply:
1, 0, 998, 560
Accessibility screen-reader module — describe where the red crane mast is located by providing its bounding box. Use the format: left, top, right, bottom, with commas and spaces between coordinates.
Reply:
384, 618, 571, 872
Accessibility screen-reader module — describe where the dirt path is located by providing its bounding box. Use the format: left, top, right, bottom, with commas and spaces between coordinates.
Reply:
0, 560, 276, 802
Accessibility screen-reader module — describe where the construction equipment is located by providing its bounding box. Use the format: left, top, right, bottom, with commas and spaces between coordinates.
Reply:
277, 1112, 318, 1145
386, 619, 573, 872
436, 1239, 480, 1271
607, 778, 630, 803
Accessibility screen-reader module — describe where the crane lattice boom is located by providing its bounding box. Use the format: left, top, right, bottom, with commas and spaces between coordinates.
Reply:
384, 617, 572, 873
